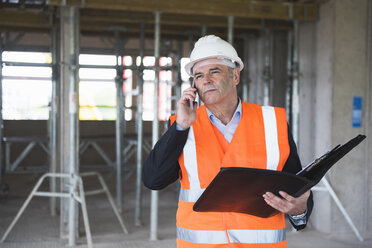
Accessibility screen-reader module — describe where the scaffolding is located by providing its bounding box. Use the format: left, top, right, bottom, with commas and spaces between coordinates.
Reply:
0, 1, 367, 246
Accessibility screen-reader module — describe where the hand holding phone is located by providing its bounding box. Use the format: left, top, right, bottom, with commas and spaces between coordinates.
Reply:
176, 83, 198, 129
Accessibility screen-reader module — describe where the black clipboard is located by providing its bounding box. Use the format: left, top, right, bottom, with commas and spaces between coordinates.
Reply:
193, 134, 366, 218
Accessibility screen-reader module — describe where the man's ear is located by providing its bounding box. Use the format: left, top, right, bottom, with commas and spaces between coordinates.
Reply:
233, 68, 240, 86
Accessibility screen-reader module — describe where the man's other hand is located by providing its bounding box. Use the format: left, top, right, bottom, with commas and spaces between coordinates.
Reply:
263, 190, 311, 216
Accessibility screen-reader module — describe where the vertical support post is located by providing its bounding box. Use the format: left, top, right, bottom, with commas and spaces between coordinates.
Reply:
114, 30, 125, 213
263, 28, 272, 106
60, 6, 80, 246
0, 32, 3, 192
227, 16, 234, 45
292, 20, 300, 145
242, 35, 250, 102
187, 33, 194, 87
188, 33, 194, 54
364, 0, 372, 232
50, 7, 60, 216
201, 25, 207, 36
135, 22, 145, 227
67, 7, 80, 247
285, 30, 293, 124
150, 11, 161, 241
176, 40, 183, 101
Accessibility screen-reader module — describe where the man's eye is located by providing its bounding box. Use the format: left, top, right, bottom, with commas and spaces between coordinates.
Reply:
195, 75, 202, 80
211, 69, 220, 74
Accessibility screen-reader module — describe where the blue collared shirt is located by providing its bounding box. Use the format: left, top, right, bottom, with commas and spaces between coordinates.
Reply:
206, 100, 242, 143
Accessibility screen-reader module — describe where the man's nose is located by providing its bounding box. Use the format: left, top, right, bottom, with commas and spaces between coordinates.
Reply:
202, 73, 212, 84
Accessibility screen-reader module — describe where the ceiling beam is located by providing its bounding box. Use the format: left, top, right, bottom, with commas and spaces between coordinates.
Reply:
0, 8, 293, 35
0, 10, 50, 29
47, 0, 318, 21
80, 12, 293, 30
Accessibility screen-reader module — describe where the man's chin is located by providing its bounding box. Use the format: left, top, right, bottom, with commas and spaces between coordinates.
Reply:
201, 97, 218, 106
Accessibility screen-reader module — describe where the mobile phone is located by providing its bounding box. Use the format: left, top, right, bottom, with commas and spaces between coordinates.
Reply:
190, 79, 198, 110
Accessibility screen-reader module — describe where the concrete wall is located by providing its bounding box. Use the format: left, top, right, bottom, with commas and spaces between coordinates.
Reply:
331, 0, 369, 233
299, 0, 371, 233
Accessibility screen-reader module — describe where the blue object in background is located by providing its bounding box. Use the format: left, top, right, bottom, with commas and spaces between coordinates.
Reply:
352, 97, 362, 128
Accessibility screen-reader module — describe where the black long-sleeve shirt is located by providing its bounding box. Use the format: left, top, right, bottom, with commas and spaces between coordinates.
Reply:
142, 121, 313, 230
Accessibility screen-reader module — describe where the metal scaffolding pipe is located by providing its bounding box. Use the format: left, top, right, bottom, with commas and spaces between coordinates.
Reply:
291, 20, 300, 145
1, 61, 51, 67
285, 30, 293, 123
0, 173, 93, 248
49, 8, 60, 217
0, 32, 3, 191
227, 16, 234, 45
176, 40, 183, 101
187, 32, 195, 88
242, 35, 250, 102
67, 7, 80, 246
59, 6, 80, 246
263, 28, 272, 106
114, 29, 125, 213
135, 22, 145, 227
150, 10, 161, 241
201, 25, 207, 36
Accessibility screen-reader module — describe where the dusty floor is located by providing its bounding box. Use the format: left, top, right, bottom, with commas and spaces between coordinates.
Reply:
0, 173, 371, 248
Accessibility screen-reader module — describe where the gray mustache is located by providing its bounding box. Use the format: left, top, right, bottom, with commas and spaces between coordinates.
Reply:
202, 86, 217, 94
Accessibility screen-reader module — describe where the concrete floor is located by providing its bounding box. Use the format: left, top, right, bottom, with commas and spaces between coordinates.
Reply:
0, 173, 371, 248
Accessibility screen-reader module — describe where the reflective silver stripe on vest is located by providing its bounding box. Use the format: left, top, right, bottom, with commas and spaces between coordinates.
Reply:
228, 228, 286, 244
262, 106, 280, 171
179, 188, 205, 202
177, 227, 285, 244
177, 227, 229, 244
183, 126, 202, 191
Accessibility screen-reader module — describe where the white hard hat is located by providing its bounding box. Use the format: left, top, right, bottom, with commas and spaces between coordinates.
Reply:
185, 35, 244, 76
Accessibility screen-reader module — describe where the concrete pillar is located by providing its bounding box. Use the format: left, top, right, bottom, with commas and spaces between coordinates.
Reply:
366, 0, 372, 232
331, 0, 370, 233
299, 0, 371, 233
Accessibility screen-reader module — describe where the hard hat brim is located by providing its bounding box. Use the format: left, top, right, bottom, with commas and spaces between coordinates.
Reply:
185, 55, 244, 76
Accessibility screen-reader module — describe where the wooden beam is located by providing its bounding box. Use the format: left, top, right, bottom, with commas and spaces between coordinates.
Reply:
48, 0, 318, 21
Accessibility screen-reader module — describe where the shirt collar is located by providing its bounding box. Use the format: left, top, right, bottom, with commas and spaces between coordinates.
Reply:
206, 98, 242, 124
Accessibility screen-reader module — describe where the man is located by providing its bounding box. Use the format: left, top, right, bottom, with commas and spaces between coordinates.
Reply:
143, 35, 313, 248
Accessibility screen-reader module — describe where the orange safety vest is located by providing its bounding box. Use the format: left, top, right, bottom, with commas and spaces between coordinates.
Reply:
169, 102, 290, 248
